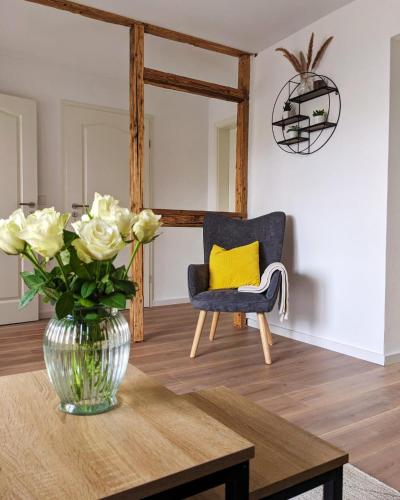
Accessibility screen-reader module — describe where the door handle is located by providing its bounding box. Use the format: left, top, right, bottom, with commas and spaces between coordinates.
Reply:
19, 202, 36, 214
71, 203, 89, 218
71, 203, 89, 209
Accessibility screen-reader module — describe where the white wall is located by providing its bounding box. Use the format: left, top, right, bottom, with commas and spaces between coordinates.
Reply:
248, 0, 400, 364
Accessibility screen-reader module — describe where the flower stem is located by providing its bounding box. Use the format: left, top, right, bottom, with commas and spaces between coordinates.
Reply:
22, 248, 48, 281
55, 254, 70, 291
123, 240, 141, 279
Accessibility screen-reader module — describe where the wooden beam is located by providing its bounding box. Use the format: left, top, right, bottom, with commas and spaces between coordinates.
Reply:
24, 0, 254, 58
25, 0, 134, 26
144, 68, 246, 103
129, 24, 145, 343
144, 25, 252, 58
151, 209, 245, 228
234, 54, 251, 329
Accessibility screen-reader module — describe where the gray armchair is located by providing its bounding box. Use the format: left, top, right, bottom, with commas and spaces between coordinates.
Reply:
188, 212, 286, 364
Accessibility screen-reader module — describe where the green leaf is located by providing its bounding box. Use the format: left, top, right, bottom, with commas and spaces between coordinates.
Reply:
21, 271, 46, 289
78, 297, 95, 308
81, 281, 96, 298
113, 279, 136, 295
100, 293, 126, 309
63, 229, 78, 247
55, 291, 74, 319
112, 266, 125, 280
69, 247, 91, 279
105, 282, 114, 295
19, 289, 38, 309
84, 312, 99, 321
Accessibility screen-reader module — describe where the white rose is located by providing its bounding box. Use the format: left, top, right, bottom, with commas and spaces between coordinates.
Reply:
132, 209, 162, 244
90, 193, 136, 238
91, 192, 119, 219
0, 209, 26, 255
19, 208, 69, 259
72, 217, 126, 262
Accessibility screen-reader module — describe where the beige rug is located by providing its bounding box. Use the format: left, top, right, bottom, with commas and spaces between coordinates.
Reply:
295, 464, 400, 499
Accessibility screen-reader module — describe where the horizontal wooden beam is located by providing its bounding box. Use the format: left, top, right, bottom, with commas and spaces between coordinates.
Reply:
144, 68, 246, 102
143, 25, 251, 58
151, 209, 245, 228
24, 0, 254, 57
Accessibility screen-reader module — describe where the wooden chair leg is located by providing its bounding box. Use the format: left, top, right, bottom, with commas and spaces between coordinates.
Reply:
263, 313, 274, 346
257, 313, 272, 365
190, 310, 207, 358
209, 312, 220, 341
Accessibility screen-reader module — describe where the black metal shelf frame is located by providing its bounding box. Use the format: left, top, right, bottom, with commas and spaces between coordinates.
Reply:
271, 72, 341, 155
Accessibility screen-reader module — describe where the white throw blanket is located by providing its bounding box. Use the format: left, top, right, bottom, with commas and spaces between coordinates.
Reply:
238, 262, 289, 322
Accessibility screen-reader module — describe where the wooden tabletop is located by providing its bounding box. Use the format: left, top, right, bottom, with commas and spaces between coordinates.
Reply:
0, 365, 254, 499
184, 387, 348, 499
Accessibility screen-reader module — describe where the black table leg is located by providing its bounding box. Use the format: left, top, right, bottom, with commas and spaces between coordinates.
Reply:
323, 466, 343, 500
225, 461, 249, 500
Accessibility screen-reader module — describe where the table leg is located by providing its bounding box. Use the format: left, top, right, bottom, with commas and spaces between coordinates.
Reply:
225, 461, 249, 500
323, 466, 343, 500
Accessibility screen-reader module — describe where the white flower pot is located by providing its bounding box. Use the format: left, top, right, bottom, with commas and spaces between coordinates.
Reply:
313, 114, 326, 125
283, 109, 295, 120
287, 130, 299, 140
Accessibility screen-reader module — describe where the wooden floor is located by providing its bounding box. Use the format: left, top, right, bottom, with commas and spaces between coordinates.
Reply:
1, 303, 400, 491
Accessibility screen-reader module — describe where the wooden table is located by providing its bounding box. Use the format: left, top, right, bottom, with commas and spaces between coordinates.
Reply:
184, 387, 348, 499
0, 366, 254, 499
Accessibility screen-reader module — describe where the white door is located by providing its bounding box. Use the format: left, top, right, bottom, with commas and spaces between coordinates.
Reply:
62, 101, 152, 307
0, 93, 38, 325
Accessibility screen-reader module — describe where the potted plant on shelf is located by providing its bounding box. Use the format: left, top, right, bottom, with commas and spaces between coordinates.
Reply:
286, 125, 301, 139
312, 109, 326, 125
282, 100, 295, 120
0, 193, 161, 415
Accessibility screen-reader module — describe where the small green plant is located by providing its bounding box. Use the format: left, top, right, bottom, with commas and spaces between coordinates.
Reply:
313, 109, 325, 116
287, 125, 300, 132
283, 101, 292, 112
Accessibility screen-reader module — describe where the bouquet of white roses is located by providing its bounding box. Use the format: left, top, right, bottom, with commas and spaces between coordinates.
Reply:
0, 193, 161, 321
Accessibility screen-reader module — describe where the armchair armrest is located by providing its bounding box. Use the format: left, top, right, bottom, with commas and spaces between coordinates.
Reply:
264, 269, 281, 301
188, 264, 209, 299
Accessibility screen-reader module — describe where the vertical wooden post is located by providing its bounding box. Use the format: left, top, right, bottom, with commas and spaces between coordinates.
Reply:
130, 23, 145, 342
234, 54, 250, 329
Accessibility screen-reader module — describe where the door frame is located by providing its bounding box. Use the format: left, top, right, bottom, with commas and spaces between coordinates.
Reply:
214, 116, 237, 212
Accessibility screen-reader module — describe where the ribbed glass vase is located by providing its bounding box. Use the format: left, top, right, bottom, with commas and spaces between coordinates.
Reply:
43, 308, 131, 415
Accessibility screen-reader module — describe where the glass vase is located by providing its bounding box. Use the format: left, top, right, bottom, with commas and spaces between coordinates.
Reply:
43, 308, 131, 415
297, 75, 313, 95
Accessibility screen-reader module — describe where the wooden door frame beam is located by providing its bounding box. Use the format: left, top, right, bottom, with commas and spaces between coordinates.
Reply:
151, 209, 245, 228
24, 0, 254, 57
144, 68, 247, 103
129, 24, 145, 342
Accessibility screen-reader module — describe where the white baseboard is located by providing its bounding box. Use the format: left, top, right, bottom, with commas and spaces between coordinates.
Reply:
247, 318, 388, 365
384, 352, 400, 365
151, 297, 190, 307
39, 304, 53, 319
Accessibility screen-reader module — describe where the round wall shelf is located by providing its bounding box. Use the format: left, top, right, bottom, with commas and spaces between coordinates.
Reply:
271, 72, 341, 155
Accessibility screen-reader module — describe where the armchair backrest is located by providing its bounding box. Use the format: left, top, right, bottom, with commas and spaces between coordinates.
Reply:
203, 212, 286, 274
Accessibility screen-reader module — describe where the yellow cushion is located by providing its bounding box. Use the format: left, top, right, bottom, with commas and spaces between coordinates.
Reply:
209, 241, 260, 290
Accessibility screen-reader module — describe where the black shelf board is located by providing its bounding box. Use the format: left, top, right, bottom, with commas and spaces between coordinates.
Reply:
272, 114, 309, 127
278, 136, 309, 146
289, 86, 337, 103
299, 121, 337, 133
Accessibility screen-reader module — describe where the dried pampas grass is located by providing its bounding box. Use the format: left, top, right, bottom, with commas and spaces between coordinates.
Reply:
275, 33, 333, 73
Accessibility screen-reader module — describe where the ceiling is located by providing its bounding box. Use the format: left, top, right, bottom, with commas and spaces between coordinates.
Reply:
82, 0, 354, 53
0, 0, 354, 84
